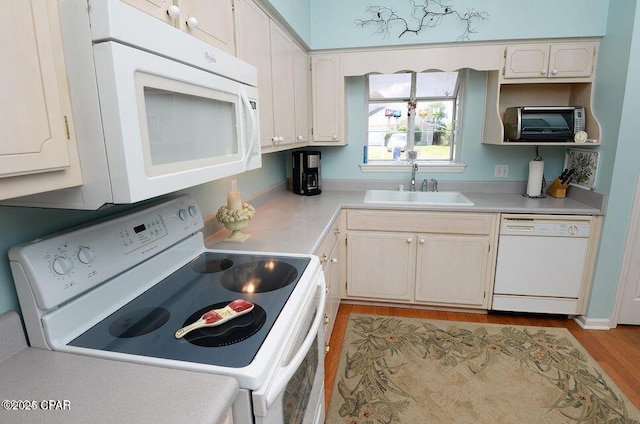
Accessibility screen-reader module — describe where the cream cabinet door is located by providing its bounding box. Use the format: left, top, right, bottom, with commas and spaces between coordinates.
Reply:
1, 0, 82, 199
269, 22, 296, 148
547, 43, 595, 79
177, 0, 235, 54
503, 44, 550, 79
311, 54, 344, 144
415, 235, 491, 307
346, 231, 414, 300
121, 0, 235, 55
503, 43, 595, 79
235, 0, 274, 150
293, 44, 311, 146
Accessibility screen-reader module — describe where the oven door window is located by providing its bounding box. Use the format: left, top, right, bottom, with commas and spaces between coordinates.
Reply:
136, 72, 242, 177
282, 334, 319, 424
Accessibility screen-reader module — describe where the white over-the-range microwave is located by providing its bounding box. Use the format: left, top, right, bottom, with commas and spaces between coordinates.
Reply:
8, 0, 260, 210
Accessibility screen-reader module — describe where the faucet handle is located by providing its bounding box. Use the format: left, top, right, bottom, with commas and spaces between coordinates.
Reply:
430, 178, 438, 192
407, 150, 418, 161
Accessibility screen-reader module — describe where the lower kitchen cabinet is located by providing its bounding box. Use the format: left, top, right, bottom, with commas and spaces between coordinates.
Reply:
415, 234, 491, 306
316, 211, 345, 353
345, 210, 498, 309
346, 231, 414, 300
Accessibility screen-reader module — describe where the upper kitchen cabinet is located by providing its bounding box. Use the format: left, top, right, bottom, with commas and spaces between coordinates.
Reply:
310, 54, 346, 145
236, 0, 309, 153
483, 40, 601, 145
0, 0, 82, 201
503, 42, 596, 80
121, 0, 235, 55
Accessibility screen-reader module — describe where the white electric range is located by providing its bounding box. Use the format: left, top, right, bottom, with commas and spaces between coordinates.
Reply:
9, 195, 325, 424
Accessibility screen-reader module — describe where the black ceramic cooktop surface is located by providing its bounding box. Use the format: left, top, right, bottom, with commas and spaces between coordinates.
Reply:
70, 252, 310, 368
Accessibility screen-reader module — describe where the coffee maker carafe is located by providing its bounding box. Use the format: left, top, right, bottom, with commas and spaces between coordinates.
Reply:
292, 150, 321, 196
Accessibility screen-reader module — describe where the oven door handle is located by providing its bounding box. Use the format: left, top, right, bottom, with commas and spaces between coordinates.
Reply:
264, 275, 326, 409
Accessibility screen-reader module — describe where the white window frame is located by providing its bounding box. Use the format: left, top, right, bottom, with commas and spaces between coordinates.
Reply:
360, 70, 467, 173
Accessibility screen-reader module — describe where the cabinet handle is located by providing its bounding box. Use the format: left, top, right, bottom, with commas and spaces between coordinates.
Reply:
324, 314, 329, 325
167, 5, 180, 19
333, 228, 341, 235
320, 254, 329, 263
406, 237, 413, 243
186, 16, 199, 29
551, 68, 558, 75
325, 344, 330, 354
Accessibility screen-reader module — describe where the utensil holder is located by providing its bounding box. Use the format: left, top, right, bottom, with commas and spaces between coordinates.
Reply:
546, 177, 570, 198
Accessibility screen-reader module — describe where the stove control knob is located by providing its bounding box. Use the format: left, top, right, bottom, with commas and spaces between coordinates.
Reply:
77, 246, 96, 264
178, 208, 188, 221
52, 256, 72, 275
188, 205, 197, 217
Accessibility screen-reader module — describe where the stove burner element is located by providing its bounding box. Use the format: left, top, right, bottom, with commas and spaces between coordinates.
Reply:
182, 302, 266, 347
221, 260, 298, 293
108, 307, 170, 338
193, 255, 233, 273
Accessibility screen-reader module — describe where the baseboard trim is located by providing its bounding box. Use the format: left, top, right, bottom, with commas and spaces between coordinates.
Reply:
574, 315, 612, 330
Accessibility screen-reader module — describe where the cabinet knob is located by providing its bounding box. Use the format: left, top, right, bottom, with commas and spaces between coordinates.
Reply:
540, 69, 546, 75
406, 237, 413, 243
325, 344, 330, 353
419, 238, 426, 244
331, 258, 338, 263
551, 68, 558, 75
333, 228, 341, 235
166, 5, 180, 19
186, 16, 199, 29
296, 136, 305, 141
320, 254, 329, 263
331, 134, 338, 140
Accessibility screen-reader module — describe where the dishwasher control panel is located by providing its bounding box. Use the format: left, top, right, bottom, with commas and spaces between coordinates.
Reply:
501, 219, 590, 237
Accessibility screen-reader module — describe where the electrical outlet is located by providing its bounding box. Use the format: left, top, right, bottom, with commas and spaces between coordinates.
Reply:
494, 165, 509, 178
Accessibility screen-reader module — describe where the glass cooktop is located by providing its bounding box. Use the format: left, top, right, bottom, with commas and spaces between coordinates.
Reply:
69, 252, 310, 368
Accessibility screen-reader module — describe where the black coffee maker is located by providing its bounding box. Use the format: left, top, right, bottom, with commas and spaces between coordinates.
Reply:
292, 150, 321, 196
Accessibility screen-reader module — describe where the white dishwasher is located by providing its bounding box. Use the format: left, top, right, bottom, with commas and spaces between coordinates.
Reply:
492, 215, 592, 315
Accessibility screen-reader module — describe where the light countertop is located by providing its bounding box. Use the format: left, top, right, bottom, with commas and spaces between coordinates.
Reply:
0, 311, 238, 424
205, 188, 602, 254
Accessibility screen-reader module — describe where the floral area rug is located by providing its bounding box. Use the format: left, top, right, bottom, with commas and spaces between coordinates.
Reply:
327, 314, 640, 423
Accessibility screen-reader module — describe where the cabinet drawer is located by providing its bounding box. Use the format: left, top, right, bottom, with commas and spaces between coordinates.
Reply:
347, 210, 495, 235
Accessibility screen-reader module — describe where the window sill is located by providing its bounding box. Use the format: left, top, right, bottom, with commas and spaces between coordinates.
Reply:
359, 162, 467, 173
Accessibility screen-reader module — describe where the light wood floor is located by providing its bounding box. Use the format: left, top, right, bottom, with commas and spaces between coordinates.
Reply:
324, 303, 640, 412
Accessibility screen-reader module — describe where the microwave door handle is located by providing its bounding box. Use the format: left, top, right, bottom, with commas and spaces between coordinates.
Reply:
263, 275, 326, 409
240, 87, 258, 168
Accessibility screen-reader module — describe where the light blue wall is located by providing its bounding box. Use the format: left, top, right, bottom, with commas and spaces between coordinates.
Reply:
261, 0, 312, 43
308, 0, 607, 49
0, 153, 287, 315
317, 72, 568, 183
587, 0, 640, 319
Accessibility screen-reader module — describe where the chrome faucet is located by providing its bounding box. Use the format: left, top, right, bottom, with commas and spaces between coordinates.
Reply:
430, 178, 438, 192
410, 163, 418, 192
421, 179, 428, 192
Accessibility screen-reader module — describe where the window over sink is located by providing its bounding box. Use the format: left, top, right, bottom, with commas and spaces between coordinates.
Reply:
365, 71, 462, 166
